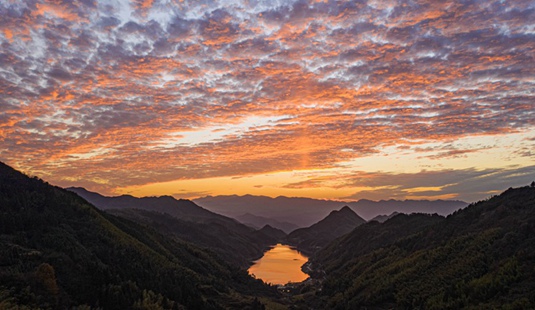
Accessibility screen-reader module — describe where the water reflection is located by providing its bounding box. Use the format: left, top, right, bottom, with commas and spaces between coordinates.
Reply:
248, 243, 309, 285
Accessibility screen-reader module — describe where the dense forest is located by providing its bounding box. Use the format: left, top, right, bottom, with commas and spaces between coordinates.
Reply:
0, 162, 280, 309
107, 208, 280, 268
296, 185, 535, 309
68, 187, 278, 268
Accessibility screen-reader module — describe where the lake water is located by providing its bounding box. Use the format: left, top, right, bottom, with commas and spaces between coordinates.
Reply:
248, 243, 309, 285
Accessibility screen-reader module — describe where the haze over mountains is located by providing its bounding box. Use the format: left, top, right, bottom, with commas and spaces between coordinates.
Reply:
235, 213, 299, 234
195, 195, 467, 230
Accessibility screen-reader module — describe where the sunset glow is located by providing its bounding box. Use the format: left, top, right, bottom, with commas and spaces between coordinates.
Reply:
1, 0, 534, 202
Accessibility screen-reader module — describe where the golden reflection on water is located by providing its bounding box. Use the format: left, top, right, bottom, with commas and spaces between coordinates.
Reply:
248, 243, 309, 285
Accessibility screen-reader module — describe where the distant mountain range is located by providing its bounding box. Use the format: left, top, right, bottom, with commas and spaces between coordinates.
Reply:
235, 213, 299, 233
350, 199, 467, 220
194, 195, 467, 230
286, 206, 366, 254
195, 195, 343, 228
369, 211, 400, 223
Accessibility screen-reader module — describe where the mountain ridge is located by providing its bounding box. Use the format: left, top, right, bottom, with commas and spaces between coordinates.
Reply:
257, 225, 287, 242
302, 184, 535, 309
286, 206, 366, 254
67, 186, 226, 223
235, 212, 299, 233
195, 194, 467, 228
67, 187, 278, 268
0, 162, 280, 309
369, 211, 400, 223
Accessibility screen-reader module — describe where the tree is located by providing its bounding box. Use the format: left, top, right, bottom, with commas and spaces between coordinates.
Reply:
35, 263, 59, 296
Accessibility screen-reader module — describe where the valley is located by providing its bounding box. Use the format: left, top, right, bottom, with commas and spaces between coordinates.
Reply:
1, 162, 534, 309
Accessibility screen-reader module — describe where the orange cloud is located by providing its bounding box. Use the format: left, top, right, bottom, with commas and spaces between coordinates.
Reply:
32, 2, 80, 22
0, 0, 533, 201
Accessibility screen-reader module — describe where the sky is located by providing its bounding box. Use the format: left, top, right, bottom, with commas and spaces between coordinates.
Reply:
1, 0, 534, 203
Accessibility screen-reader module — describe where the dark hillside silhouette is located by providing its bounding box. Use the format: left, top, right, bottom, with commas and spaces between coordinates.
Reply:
257, 225, 287, 242
0, 162, 279, 309
68, 187, 277, 267
369, 211, 400, 223
287, 206, 366, 254
304, 185, 535, 309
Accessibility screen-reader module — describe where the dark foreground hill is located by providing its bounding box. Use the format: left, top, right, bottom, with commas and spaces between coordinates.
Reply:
257, 225, 287, 242
305, 185, 535, 309
68, 187, 277, 268
287, 206, 366, 254
0, 162, 279, 309
108, 208, 277, 267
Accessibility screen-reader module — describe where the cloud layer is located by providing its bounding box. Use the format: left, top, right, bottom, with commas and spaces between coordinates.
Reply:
1, 0, 534, 201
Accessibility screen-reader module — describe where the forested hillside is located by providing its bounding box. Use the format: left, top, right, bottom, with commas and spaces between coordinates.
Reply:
69, 187, 278, 268
67, 187, 229, 223
108, 208, 278, 268
305, 185, 535, 309
0, 162, 279, 309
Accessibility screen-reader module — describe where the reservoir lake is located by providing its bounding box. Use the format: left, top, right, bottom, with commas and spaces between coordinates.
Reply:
248, 243, 309, 285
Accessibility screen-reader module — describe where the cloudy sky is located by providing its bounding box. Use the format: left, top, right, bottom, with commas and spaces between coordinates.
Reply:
1, 0, 534, 202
